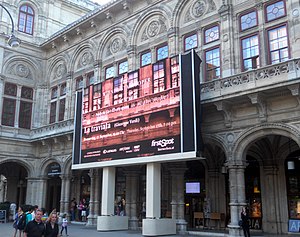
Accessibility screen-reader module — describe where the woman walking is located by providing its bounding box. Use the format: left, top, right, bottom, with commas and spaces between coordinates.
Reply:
241, 207, 250, 237
45, 212, 59, 237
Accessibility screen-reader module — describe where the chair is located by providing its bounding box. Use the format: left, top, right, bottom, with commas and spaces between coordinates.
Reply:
193, 212, 204, 228
209, 212, 221, 228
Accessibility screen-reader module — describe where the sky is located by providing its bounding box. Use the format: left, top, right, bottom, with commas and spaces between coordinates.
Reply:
92, 0, 112, 4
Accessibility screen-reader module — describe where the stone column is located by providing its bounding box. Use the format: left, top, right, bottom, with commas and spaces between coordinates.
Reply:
261, 165, 280, 234
87, 169, 97, 226
169, 163, 187, 234
26, 177, 48, 208
101, 167, 115, 216
227, 161, 247, 237
124, 167, 139, 230
63, 175, 71, 216
168, 27, 179, 57
146, 163, 161, 218
94, 169, 101, 217
59, 175, 67, 214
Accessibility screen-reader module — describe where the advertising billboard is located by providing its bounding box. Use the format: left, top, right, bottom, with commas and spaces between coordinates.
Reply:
72, 50, 202, 169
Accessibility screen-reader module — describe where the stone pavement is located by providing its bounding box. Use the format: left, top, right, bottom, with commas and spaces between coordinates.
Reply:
0, 221, 297, 237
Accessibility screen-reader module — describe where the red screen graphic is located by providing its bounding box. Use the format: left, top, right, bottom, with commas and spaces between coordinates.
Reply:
80, 57, 181, 162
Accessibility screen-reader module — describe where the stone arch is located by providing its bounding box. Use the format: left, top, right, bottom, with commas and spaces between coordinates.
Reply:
130, 6, 172, 47
0, 158, 33, 177
96, 26, 130, 64
232, 123, 300, 162
39, 158, 62, 177
47, 56, 69, 84
3, 56, 41, 83
61, 155, 73, 176
70, 41, 97, 74
202, 134, 227, 169
172, 0, 217, 28
14, 0, 44, 14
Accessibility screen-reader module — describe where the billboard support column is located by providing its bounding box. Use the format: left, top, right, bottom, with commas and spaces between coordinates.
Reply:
97, 167, 128, 231
146, 163, 161, 218
142, 163, 176, 236
101, 167, 116, 216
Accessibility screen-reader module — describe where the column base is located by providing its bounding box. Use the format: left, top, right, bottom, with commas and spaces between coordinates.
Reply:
129, 217, 139, 230
228, 224, 242, 237
142, 218, 176, 236
97, 216, 128, 231
176, 219, 187, 235
86, 215, 97, 226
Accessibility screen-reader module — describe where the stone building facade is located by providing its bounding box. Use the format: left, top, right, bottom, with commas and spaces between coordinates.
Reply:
0, 0, 300, 236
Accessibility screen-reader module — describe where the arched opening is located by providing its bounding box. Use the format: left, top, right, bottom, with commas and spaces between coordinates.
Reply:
46, 162, 62, 212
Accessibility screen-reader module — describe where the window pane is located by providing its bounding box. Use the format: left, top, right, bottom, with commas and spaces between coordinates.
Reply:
58, 98, 65, 121
205, 48, 220, 81
241, 11, 257, 31
141, 52, 151, 66
2, 98, 16, 126
157, 45, 168, 60
4, 83, 17, 96
50, 102, 56, 123
51, 87, 58, 99
185, 34, 198, 51
60, 83, 66, 96
153, 61, 165, 93
242, 35, 260, 70
21, 87, 33, 99
93, 83, 102, 111
19, 101, 32, 129
205, 25, 219, 43
266, 1, 285, 21
119, 61, 128, 74
106, 66, 114, 79
113, 76, 124, 105
76, 77, 83, 90
268, 25, 289, 64
127, 71, 139, 101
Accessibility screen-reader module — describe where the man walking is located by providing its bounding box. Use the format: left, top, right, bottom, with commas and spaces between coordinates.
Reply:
24, 209, 45, 237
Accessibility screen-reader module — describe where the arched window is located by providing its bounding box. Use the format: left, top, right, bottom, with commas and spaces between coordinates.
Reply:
18, 5, 34, 35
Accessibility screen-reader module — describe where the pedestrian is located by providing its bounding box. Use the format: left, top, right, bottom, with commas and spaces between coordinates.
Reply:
70, 198, 77, 221
45, 212, 59, 237
13, 206, 27, 237
60, 213, 68, 236
241, 207, 250, 237
23, 209, 45, 237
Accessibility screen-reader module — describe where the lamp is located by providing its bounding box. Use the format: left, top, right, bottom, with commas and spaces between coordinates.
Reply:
0, 4, 21, 48
287, 161, 295, 170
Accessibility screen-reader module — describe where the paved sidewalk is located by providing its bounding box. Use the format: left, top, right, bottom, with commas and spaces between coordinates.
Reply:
1, 221, 298, 237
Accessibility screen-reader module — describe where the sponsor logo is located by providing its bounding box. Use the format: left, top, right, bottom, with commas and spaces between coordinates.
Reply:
151, 138, 175, 148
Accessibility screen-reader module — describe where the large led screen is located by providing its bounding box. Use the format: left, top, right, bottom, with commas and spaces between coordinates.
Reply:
72, 51, 202, 169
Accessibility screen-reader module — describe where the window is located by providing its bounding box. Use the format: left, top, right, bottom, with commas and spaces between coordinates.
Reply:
92, 83, 102, 111
105, 66, 115, 79
268, 25, 289, 64
118, 61, 128, 75
19, 87, 33, 128
2, 98, 16, 127
113, 76, 124, 105
127, 71, 139, 101
2, 83, 33, 129
83, 87, 89, 114
184, 34, 198, 51
76, 77, 83, 91
87, 73, 95, 86
49, 102, 56, 124
242, 35, 260, 71
18, 4, 34, 35
205, 47, 220, 81
157, 45, 168, 61
50, 83, 67, 123
204, 25, 219, 44
153, 61, 165, 93
170, 56, 180, 87
240, 11, 258, 31
266, 0, 286, 22
141, 51, 151, 66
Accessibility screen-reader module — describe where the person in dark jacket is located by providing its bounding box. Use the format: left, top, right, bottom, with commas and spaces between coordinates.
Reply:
241, 207, 250, 237
24, 209, 45, 237
45, 212, 59, 237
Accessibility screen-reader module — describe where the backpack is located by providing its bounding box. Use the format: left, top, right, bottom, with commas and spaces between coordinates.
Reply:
17, 213, 26, 230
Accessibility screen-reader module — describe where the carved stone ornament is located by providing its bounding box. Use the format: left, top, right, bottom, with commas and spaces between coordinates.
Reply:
16, 63, 30, 77
147, 20, 160, 37
141, 19, 167, 42
191, 0, 207, 18
111, 38, 122, 53
56, 64, 66, 78
80, 52, 92, 66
